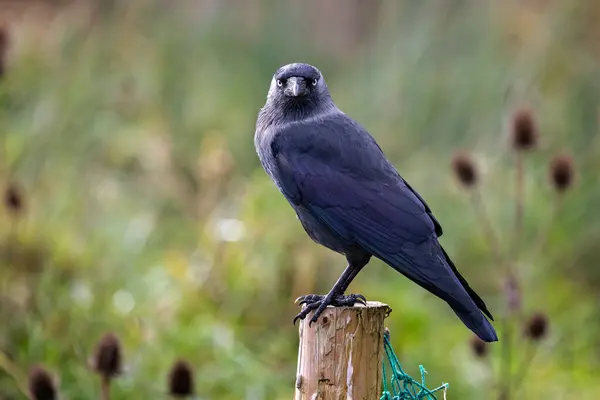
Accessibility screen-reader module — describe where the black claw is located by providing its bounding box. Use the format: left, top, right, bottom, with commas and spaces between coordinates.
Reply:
295, 294, 324, 306
310, 306, 326, 325
310, 314, 319, 325
298, 298, 313, 306
293, 311, 306, 326
293, 301, 321, 325
348, 293, 367, 306
292, 293, 368, 326
337, 293, 367, 307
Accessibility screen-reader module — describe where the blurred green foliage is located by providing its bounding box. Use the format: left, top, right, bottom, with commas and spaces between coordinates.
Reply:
1, 0, 600, 398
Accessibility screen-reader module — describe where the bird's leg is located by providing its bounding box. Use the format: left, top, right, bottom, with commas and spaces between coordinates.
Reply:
293, 258, 368, 326
295, 265, 363, 308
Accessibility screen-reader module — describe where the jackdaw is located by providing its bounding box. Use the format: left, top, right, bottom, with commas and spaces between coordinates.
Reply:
254, 63, 498, 342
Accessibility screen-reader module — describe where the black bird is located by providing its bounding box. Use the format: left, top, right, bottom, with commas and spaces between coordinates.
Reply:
254, 63, 498, 342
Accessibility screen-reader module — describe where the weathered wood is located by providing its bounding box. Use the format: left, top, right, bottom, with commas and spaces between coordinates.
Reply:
294, 301, 391, 400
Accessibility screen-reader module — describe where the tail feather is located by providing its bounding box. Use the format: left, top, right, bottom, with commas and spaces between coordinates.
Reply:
450, 303, 498, 342
439, 246, 495, 321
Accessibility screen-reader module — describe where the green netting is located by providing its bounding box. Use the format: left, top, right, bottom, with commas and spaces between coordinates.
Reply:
381, 330, 449, 399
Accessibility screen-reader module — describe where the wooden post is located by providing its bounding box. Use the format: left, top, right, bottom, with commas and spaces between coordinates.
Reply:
294, 301, 391, 400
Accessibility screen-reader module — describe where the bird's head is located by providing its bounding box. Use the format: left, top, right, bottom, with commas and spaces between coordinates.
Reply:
258, 63, 335, 127
267, 63, 330, 105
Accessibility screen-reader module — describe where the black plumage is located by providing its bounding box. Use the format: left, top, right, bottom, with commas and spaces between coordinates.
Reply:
254, 63, 497, 342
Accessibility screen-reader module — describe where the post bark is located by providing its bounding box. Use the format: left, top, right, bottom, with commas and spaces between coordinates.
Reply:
294, 301, 391, 400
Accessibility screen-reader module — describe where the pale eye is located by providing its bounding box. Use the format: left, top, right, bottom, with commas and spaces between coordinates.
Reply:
277, 79, 283, 87
312, 79, 318, 86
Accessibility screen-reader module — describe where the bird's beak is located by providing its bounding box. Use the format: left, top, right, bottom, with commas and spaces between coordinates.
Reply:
291, 78, 300, 96
285, 77, 307, 97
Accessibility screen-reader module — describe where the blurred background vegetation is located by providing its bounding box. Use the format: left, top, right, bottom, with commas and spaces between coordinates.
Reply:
1, 0, 599, 398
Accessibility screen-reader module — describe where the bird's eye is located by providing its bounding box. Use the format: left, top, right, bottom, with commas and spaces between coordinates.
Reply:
277, 79, 283, 87
312, 79, 318, 86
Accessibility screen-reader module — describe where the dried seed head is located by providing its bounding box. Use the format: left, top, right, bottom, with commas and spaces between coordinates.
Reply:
549, 153, 575, 192
451, 151, 478, 187
28, 365, 57, 400
92, 332, 122, 378
469, 335, 488, 358
4, 182, 24, 215
510, 108, 538, 151
168, 359, 194, 397
525, 312, 549, 341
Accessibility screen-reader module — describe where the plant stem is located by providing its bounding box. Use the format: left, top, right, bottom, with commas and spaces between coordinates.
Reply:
498, 152, 529, 400
513, 342, 538, 393
514, 153, 524, 257
471, 189, 505, 267
0, 350, 29, 397
532, 194, 563, 258
499, 316, 513, 400
101, 376, 111, 400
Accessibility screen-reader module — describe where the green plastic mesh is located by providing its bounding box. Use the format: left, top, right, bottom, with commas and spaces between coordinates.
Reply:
380, 330, 449, 400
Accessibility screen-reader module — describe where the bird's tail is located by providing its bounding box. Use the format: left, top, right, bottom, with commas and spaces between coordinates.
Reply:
435, 244, 498, 342
449, 303, 498, 342
379, 238, 498, 342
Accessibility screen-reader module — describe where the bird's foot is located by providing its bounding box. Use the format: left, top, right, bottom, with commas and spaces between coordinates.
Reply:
293, 293, 366, 326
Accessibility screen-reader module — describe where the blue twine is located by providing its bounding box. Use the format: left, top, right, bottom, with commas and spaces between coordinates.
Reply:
380, 330, 449, 400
